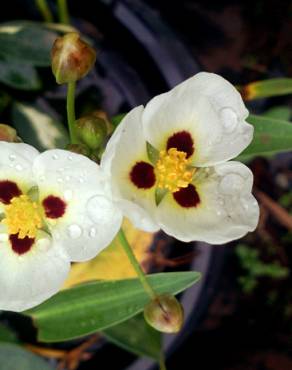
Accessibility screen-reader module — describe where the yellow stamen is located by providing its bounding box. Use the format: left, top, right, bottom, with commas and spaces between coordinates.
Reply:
2, 194, 43, 239
155, 148, 195, 193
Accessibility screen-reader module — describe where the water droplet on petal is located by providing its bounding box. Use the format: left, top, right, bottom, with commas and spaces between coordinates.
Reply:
219, 174, 244, 195
52, 154, 59, 160
0, 233, 8, 242
79, 177, 84, 183
15, 164, 23, 171
58, 167, 64, 173
67, 224, 82, 239
57, 177, 63, 183
220, 108, 238, 134
65, 175, 71, 182
89, 227, 97, 238
68, 155, 73, 161
37, 238, 51, 252
64, 189, 73, 201
9, 154, 16, 161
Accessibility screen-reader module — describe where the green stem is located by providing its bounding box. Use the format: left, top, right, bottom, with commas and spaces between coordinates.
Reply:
159, 354, 167, 370
118, 229, 156, 300
66, 81, 78, 143
57, 0, 70, 24
35, 0, 53, 22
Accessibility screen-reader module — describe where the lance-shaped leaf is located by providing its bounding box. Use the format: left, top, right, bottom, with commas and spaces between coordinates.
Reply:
237, 114, 292, 162
25, 271, 201, 342
104, 314, 161, 360
240, 78, 292, 101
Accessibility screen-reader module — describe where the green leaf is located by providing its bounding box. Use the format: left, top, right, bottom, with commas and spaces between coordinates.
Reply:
0, 61, 41, 90
111, 113, 126, 128
264, 106, 291, 121
0, 22, 57, 66
0, 324, 18, 344
25, 271, 201, 342
242, 78, 292, 100
104, 314, 161, 359
12, 102, 69, 151
237, 114, 292, 162
146, 141, 160, 164
0, 343, 54, 370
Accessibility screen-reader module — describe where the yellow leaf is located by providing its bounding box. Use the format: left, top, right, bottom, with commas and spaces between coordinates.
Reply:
63, 219, 154, 289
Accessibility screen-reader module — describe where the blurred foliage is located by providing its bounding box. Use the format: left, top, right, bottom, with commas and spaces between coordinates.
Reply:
236, 244, 289, 294
0, 343, 54, 370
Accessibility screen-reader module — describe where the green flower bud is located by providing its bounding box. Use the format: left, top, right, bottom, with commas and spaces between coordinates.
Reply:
144, 294, 184, 333
51, 32, 96, 84
66, 143, 91, 157
0, 124, 20, 142
75, 116, 107, 150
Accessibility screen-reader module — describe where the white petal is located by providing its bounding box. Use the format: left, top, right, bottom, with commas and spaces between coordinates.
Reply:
0, 142, 39, 193
102, 106, 159, 232
156, 161, 259, 244
0, 234, 70, 312
142, 72, 253, 166
33, 149, 122, 262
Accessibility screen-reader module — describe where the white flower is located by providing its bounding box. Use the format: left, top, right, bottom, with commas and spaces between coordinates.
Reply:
102, 72, 259, 243
0, 143, 122, 312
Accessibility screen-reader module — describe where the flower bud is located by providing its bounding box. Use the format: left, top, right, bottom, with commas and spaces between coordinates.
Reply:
66, 143, 91, 157
0, 124, 20, 142
144, 294, 184, 333
75, 116, 107, 150
51, 32, 96, 84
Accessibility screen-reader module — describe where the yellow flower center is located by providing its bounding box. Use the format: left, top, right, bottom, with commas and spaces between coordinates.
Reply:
155, 148, 195, 193
2, 194, 43, 239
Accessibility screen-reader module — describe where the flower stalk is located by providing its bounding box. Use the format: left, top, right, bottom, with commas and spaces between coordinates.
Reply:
118, 228, 156, 300
57, 0, 70, 24
35, 0, 53, 22
66, 81, 78, 143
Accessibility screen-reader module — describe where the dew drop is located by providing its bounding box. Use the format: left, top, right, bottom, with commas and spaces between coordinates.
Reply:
15, 164, 23, 171
65, 175, 71, 182
68, 155, 73, 161
219, 174, 244, 195
57, 177, 63, 183
89, 227, 97, 238
79, 177, 84, 183
37, 238, 51, 252
52, 154, 59, 160
0, 233, 8, 242
9, 154, 16, 161
64, 189, 73, 201
67, 224, 82, 239
220, 108, 238, 134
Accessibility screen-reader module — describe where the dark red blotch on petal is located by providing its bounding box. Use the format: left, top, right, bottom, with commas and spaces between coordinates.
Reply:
130, 161, 156, 189
0, 180, 21, 204
42, 195, 66, 219
10, 233, 35, 255
166, 131, 194, 158
173, 184, 200, 208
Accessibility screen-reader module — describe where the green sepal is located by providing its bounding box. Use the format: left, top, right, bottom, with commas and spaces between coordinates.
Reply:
155, 187, 168, 206
146, 142, 160, 165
